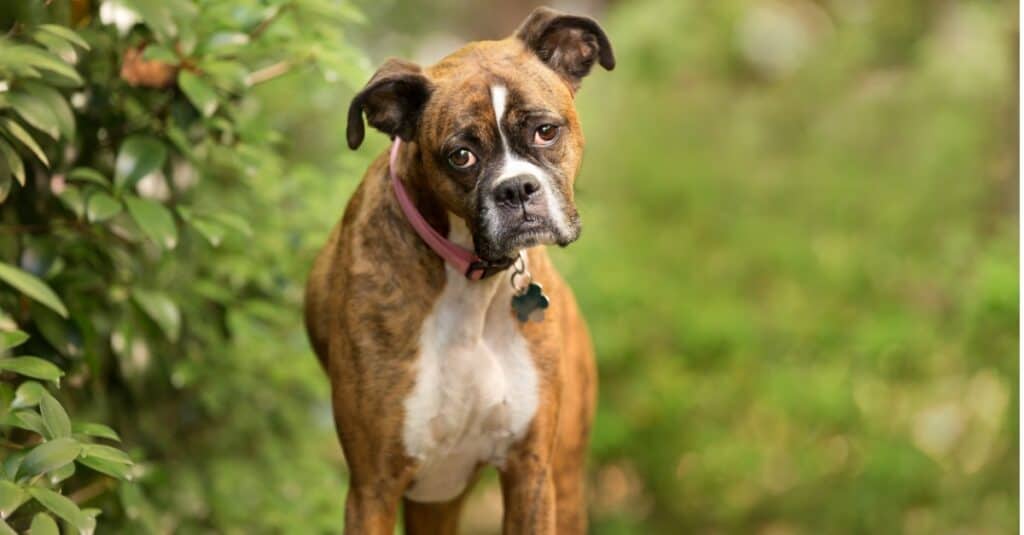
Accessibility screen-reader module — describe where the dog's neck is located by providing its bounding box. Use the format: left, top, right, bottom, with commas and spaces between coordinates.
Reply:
387, 141, 452, 242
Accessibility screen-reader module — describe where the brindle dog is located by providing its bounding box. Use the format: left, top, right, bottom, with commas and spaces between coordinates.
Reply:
305, 7, 614, 534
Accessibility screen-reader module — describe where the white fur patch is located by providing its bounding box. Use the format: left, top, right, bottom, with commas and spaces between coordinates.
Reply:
488, 85, 571, 237
401, 216, 540, 503
490, 85, 508, 128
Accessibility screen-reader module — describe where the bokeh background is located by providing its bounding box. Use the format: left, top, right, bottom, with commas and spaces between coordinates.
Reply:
0, 0, 1018, 533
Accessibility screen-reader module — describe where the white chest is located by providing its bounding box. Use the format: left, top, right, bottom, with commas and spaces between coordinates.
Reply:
401, 257, 539, 503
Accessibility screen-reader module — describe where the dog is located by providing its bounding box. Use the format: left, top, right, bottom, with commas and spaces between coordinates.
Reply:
304, 7, 614, 533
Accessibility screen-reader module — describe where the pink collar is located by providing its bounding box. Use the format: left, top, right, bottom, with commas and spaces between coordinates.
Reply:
389, 138, 512, 280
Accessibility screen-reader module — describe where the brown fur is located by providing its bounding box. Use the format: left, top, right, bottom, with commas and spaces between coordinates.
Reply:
305, 8, 610, 534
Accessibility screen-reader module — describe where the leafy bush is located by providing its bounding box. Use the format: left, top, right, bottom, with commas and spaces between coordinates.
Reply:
0, 1, 365, 531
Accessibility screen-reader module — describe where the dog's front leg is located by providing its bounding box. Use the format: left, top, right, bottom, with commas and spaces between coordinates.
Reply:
344, 480, 406, 535
499, 407, 559, 535
499, 456, 557, 534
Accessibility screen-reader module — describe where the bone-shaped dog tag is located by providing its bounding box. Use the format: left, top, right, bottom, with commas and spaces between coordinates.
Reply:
512, 282, 549, 323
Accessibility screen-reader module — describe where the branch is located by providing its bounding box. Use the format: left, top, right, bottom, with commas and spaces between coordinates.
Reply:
249, 5, 290, 40
0, 438, 27, 450
246, 60, 294, 86
69, 477, 115, 505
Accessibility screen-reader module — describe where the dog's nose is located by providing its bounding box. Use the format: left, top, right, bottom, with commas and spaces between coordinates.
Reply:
493, 175, 542, 207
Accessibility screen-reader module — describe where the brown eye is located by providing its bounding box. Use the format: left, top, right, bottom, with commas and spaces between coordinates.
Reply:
534, 124, 559, 145
448, 148, 477, 169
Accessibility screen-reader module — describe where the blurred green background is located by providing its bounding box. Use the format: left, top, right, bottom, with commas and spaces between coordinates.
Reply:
0, 0, 1018, 533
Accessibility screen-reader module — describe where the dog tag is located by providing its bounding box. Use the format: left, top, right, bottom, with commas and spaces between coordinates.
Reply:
512, 282, 549, 323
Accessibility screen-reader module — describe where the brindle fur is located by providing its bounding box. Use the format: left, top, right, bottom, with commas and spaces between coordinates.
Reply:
305, 7, 611, 534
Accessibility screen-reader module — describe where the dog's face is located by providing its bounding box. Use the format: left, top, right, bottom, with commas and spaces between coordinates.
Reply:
347, 7, 614, 262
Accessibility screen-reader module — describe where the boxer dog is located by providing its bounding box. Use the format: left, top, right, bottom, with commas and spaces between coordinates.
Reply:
304, 7, 613, 533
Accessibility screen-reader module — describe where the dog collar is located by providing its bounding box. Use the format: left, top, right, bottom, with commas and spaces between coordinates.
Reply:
389, 138, 513, 280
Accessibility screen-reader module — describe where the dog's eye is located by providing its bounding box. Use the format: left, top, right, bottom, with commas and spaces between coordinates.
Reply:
534, 124, 559, 145
448, 148, 477, 169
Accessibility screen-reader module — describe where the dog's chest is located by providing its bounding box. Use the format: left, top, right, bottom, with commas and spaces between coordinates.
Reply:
402, 265, 539, 503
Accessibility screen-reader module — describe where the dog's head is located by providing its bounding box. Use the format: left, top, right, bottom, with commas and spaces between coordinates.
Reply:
347, 7, 614, 262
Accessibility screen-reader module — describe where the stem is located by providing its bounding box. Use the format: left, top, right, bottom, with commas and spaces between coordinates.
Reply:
246, 60, 293, 86
69, 478, 114, 505
249, 4, 290, 40
0, 438, 26, 450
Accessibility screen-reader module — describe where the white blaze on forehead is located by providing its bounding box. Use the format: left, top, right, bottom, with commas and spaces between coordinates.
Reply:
491, 85, 508, 126
490, 84, 539, 180
487, 84, 571, 237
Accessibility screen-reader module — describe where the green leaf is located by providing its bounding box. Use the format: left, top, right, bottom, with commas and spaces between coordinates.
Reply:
11, 381, 45, 408
0, 118, 49, 167
178, 207, 225, 246
48, 460, 75, 485
132, 289, 180, 341
56, 185, 84, 219
0, 168, 9, 204
77, 456, 132, 481
141, 44, 177, 63
0, 357, 64, 383
37, 25, 90, 50
122, 0, 178, 41
39, 392, 70, 438
178, 71, 218, 117
32, 31, 76, 60
2, 452, 24, 480
0, 262, 67, 317
188, 217, 226, 246
20, 83, 75, 140
200, 59, 249, 93
0, 480, 27, 519
0, 45, 82, 86
30, 303, 78, 359
4, 410, 47, 436
0, 330, 29, 351
209, 212, 253, 238
80, 444, 132, 465
202, 31, 249, 56
0, 140, 24, 186
18, 438, 80, 478
8, 93, 59, 139
72, 422, 120, 442
85, 191, 121, 223
0, 519, 15, 535
114, 136, 166, 190
29, 512, 59, 535
67, 168, 109, 188
26, 487, 94, 534
165, 125, 193, 159
124, 196, 177, 249
78, 443, 133, 481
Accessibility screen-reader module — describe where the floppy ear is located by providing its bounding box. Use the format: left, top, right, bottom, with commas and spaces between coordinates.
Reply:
346, 58, 432, 150
514, 7, 615, 91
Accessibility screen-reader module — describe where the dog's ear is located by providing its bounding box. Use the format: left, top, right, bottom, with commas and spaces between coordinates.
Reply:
514, 7, 615, 91
347, 58, 432, 150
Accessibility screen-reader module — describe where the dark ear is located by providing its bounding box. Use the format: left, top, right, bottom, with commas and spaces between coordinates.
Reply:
346, 58, 432, 150
514, 7, 615, 90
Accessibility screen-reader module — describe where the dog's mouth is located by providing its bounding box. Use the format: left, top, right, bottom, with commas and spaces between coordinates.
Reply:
506, 222, 558, 250
474, 215, 580, 263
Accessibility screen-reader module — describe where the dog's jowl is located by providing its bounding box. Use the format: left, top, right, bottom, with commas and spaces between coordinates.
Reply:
304, 7, 614, 534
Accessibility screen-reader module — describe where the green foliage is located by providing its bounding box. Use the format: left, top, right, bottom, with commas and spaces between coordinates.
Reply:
0, 0, 367, 531
557, 1, 1018, 532
0, 331, 131, 534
